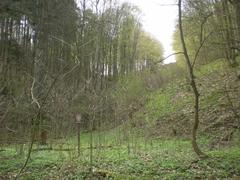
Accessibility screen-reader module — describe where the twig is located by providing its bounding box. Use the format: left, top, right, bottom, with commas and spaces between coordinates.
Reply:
5, 126, 17, 133
192, 31, 214, 68
30, 78, 41, 109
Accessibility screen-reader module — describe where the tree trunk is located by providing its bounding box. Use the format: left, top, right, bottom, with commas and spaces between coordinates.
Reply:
232, 0, 240, 52
222, 0, 238, 66
178, 0, 205, 157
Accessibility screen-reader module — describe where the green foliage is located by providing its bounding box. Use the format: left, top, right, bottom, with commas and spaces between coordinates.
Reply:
138, 31, 164, 68
172, 0, 238, 67
141, 79, 192, 125
146, 91, 174, 120
1, 136, 240, 179
195, 59, 227, 77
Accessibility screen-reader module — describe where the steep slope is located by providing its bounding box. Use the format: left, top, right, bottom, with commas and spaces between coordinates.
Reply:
133, 59, 240, 145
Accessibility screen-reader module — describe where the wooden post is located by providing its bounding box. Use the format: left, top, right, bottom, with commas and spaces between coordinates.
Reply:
76, 114, 82, 157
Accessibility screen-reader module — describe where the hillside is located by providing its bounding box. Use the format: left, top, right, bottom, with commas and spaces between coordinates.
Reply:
1, 60, 240, 179
1, 0, 240, 179
134, 60, 240, 142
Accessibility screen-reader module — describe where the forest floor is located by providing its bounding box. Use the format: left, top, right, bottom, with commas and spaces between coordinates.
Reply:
1, 59, 240, 179
0, 137, 240, 179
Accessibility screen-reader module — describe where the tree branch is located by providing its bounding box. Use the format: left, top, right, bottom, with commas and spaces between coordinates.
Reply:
155, 52, 184, 64
192, 31, 214, 68
30, 78, 41, 109
5, 126, 17, 133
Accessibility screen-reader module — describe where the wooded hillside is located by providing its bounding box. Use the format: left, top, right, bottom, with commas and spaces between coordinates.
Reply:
0, 0, 240, 179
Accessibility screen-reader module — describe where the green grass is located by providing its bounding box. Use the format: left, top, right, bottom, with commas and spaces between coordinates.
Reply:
195, 59, 227, 77
135, 79, 193, 129
146, 91, 174, 120
1, 135, 240, 179
134, 59, 230, 129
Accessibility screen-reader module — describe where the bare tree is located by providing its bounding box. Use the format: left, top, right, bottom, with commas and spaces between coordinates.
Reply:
178, 0, 206, 157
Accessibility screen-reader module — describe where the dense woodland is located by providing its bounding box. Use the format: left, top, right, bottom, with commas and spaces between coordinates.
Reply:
0, 0, 163, 141
0, 0, 240, 179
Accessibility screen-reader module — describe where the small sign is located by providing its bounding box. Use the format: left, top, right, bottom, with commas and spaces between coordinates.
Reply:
76, 114, 82, 123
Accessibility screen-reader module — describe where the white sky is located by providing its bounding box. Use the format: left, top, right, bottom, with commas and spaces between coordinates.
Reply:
121, 0, 178, 63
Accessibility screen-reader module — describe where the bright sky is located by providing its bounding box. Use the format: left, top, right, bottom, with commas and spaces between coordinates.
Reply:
121, 0, 178, 63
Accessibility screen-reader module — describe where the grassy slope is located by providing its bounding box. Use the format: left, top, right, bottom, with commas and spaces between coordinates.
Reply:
1, 60, 240, 179
135, 59, 240, 138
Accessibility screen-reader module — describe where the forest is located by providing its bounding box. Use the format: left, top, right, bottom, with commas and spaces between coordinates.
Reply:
0, 0, 240, 179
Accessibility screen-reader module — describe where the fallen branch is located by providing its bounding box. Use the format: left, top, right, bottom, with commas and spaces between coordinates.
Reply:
32, 147, 74, 152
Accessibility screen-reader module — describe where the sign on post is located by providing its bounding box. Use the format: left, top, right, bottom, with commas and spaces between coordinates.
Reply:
76, 113, 81, 156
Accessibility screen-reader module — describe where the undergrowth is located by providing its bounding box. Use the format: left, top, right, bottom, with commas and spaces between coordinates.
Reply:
1, 60, 240, 179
